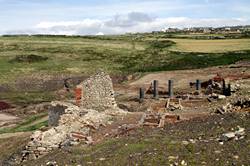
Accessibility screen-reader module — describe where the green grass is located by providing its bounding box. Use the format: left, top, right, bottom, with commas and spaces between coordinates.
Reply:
0, 113, 48, 134
116, 50, 250, 72
0, 34, 250, 104
0, 35, 249, 83
0, 91, 55, 105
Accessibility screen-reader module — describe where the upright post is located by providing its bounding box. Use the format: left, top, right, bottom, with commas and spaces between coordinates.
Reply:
153, 80, 159, 99
227, 84, 231, 96
196, 79, 201, 91
168, 80, 174, 98
139, 88, 145, 103
222, 79, 226, 95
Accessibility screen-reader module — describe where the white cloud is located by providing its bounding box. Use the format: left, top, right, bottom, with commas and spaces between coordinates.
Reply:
4, 12, 250, 35
96, 32, 104, 36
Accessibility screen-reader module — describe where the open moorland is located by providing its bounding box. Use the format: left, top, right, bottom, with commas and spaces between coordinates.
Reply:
0, 32, 249, 166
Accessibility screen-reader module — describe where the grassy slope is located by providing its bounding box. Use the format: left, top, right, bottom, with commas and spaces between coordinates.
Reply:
0, 35, 250, 104
0, 113, 48, 134
0, 36, 250, 82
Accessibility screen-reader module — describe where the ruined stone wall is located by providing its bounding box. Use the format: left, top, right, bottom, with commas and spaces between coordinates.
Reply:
21, 101, 115, 162
48, 104, 66, 126
21, 102, 127, 162
81, 72, 118, 111
19, 72, 127, 163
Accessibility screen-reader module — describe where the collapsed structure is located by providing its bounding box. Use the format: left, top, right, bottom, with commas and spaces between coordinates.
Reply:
21, 72, 127, 162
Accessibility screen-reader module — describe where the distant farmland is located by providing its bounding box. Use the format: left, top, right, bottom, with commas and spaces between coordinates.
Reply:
169, 38, 250, 53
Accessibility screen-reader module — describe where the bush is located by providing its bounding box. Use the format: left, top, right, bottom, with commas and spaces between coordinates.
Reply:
149, 40, 175, 49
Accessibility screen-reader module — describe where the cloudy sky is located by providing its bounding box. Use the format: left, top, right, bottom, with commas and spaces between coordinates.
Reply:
0, 0, 250, 35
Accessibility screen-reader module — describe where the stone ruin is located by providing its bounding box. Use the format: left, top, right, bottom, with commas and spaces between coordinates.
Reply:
20, 72, 127, 162
80, 71, 118, 111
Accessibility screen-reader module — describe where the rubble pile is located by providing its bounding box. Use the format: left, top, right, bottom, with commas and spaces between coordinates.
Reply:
165, 99, 183, 111
215, 97, 250, 114
219, 126, 246, 142
22, 101, 119, 161
20, 72, 127, 162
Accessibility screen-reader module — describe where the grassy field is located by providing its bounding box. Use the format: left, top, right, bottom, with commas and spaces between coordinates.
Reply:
0, 34, 250, 104
0, 34, 249, 165
169, 38, 250, 53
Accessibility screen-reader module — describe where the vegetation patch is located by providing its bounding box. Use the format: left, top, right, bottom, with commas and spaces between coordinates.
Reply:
0, 113, 48, 134
0, 35, 250, 104
117, 50, 250, 73
9, 54, 48, 63
149, 40, 176, 49
0, 91, 55, 105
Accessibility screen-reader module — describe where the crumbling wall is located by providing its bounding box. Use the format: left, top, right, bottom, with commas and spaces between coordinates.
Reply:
22, 101, 121, 161
48, 104, 66, 126
19, 72, 127, 163
81, 72, 118, 111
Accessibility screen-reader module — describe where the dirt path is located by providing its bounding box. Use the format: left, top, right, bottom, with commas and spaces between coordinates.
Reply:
0, 113, 19, 121
0, 132, 31, 139
127, 63, 249, 96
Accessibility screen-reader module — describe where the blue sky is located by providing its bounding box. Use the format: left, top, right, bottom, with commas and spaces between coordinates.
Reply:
0, 0, 250, 35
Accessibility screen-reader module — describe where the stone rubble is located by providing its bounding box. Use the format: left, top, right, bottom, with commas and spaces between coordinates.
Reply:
22, 102, 120, 161
20, 72, 127, 162
215, 97, 250, 114
219, 127, 246, 142
165, 99, 183, 111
